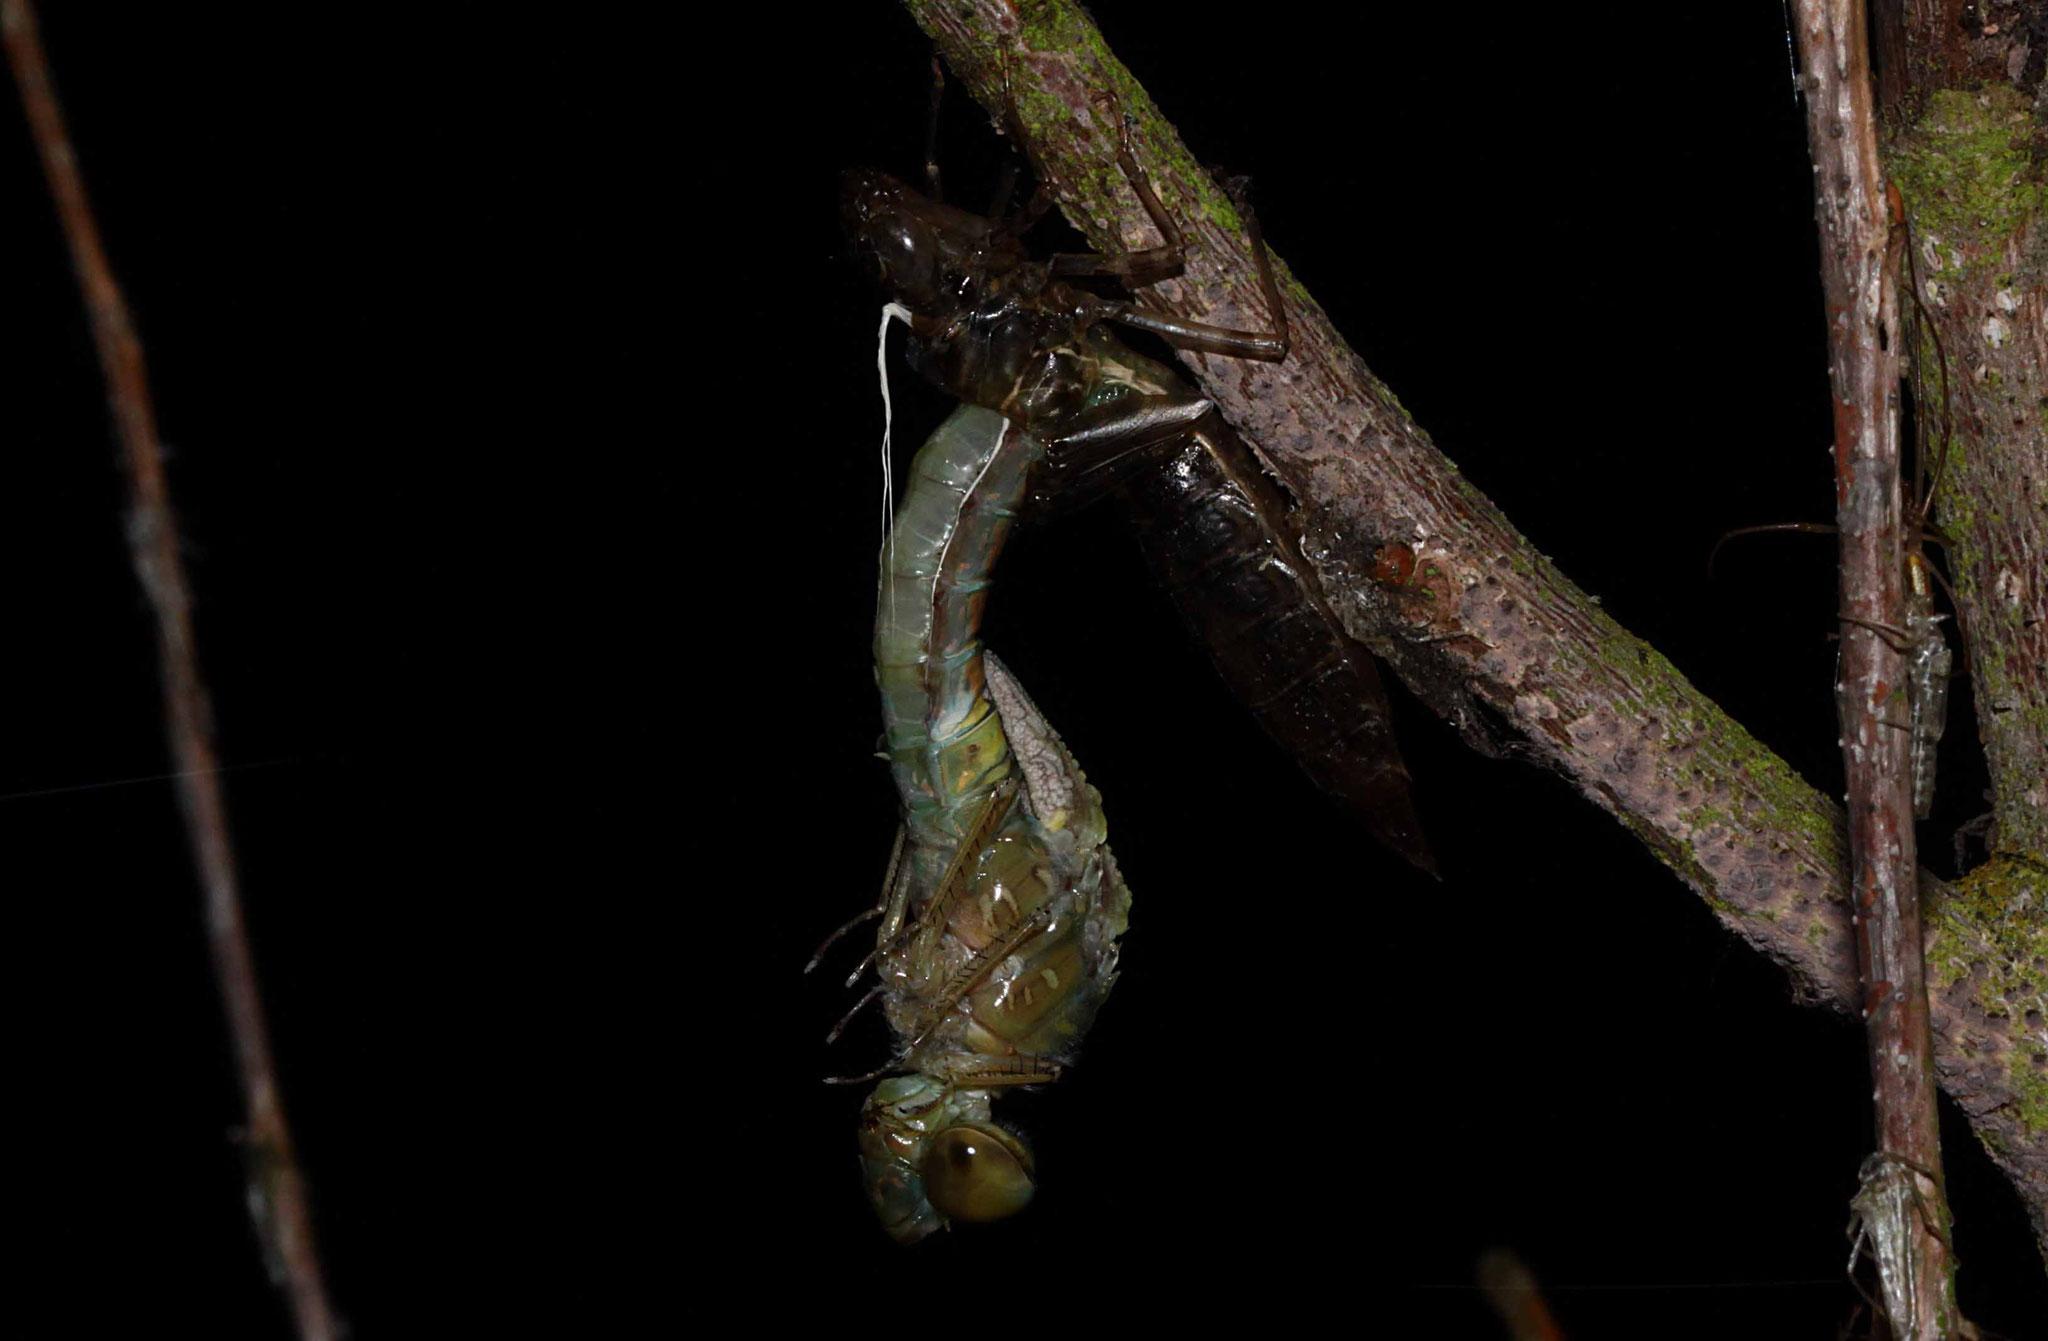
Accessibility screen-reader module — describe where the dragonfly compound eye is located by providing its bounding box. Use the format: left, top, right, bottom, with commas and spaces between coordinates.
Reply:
922, 1123, 1036, 1224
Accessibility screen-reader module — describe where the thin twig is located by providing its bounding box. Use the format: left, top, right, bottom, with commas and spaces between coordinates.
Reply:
1476, 1249, 1569, 1341
1788, 3, 1957, 1334
0, 5, 339, 1337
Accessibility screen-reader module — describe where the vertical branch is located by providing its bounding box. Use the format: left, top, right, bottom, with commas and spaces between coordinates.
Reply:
1789, 1, 1956, 1334
0, 5, 339, 1338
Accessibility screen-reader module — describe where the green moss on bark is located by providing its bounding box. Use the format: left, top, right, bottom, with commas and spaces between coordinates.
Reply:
1888, 87, 2047, 279
1928, 857, 2048, 1138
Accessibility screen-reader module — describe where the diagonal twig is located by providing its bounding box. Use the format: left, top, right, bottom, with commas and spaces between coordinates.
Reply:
0, 4, 339, 1336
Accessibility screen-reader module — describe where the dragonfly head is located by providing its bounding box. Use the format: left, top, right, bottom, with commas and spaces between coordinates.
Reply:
840, 169, 1026, 318
857, 1074, 1035, 1243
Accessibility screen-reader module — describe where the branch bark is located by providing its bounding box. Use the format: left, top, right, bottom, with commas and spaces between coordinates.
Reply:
1, 4, 339, 1336
1880, 9, 2048, 863
902, 0, 2048, 1265
1791, 1, 1954, 1330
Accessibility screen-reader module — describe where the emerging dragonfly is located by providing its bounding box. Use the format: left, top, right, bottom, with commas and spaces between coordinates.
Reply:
820, 59, 1428, 1242
815, 404, 1129, 1242
841, 69, 1433, 871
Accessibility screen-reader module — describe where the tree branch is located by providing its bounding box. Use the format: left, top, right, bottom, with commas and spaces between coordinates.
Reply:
1791, 1, 1954, 1330
1, 4, 339, 1335
902, 0, 2048, 1261
1882, 14, 2048, 863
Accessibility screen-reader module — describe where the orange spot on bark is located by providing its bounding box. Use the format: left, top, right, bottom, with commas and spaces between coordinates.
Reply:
1371, 542, 1416, 585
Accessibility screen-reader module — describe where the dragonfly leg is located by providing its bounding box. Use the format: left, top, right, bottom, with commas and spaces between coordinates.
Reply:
1951, 808, 1996, 868
901, 901, 1061, 1058
1044, 98, 1289, 360
999, 180, 1057, 239
851, 781, 1021, 991
946, 1057, 1061, 1089
1837, 613, 1920, 654
922, 54, 947, 202
1041, 91, 1186, 286
1107, 303, 1290, 360
1209, 169, 1291, 356
804, 825, 906, 973
822, 1059, 909, 1087
1706, 521, 1838, 579
1122, 162, 1289, 357
823, 984, 886, 1047
804, 905, 879, 975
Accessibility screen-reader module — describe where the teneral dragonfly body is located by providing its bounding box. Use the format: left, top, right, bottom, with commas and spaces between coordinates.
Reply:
857, 403, 1129, 1242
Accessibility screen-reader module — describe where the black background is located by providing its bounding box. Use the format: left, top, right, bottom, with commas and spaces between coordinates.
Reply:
6, 3, 2044, 1335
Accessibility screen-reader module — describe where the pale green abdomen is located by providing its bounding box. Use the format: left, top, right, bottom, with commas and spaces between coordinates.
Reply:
873, 404, 1041, 845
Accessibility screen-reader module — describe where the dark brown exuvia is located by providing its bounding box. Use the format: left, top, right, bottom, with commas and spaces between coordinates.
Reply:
841, 95, 1434, 874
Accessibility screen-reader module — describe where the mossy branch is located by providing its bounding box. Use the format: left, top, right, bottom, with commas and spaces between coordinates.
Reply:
1886, 83, 2048, 864
902, 0, 2048, 1260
